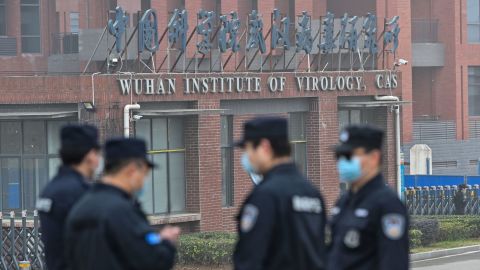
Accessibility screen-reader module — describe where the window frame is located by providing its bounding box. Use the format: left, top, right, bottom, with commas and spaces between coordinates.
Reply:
469, 66, 480, 116
135, 117, 187, 215
20, 0, 41, 53
0, 119, 72, 211
289, 112, 307, 175
468, 0, 480, 43
0, 0, 6, 36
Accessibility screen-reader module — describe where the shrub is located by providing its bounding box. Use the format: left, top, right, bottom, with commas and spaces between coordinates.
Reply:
436, 216, 480, 242
409, 229, 423, 249
410, 217, 439, 246
177, 232, 237, 266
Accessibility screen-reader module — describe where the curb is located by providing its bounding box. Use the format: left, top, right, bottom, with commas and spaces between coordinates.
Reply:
411, 245, 480, 262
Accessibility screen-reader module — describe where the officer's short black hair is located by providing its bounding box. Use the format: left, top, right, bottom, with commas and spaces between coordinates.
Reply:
251, 137, 292, 158
60, 147, 98, 166
104, 158, 148, 175
60, 124, 100, 166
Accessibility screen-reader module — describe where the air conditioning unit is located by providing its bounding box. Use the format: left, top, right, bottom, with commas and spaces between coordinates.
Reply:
410, 144, 432, 175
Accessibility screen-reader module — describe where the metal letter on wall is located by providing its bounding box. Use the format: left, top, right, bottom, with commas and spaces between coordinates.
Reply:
108, 6, 129, 54
363, 13, 378, 55
196, 10, 215, 55
219, 12, 240, 53
138, 9, 159, 53
318, 12, 336, 54
247, 10, 266, 53
295, 11, 313, 54
338, 13, 359, 52
271, 9, 291, 50
383, 16, 400, 54
168, 9, 189, 52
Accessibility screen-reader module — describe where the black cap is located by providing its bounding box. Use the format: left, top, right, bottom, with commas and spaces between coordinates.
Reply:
235, 117, 288, 147
105, 138, 155, 168
334, 125, 384, 156
61, 124, 100, 152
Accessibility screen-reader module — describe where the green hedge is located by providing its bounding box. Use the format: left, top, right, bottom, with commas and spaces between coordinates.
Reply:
411, 216, 480, 246
177, 232, 237, 266
410, 217, 439, 246
409, 229, 423, 249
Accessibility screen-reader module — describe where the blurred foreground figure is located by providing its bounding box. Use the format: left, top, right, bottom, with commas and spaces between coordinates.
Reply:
327, 125, 409, 270
37, 124, 101, 270
234, 117, 327, 270
65, 138, 180, 270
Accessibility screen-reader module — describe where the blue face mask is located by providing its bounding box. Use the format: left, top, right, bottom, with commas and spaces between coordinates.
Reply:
134, 187, 145, 199
241, 153, 263, 185
337, 157, 362, 183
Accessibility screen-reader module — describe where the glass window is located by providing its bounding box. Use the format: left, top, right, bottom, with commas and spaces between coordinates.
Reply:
48, 157, 61, 179
0, 119, 69, 211
1, 158, 21, 210
468, 0, 480, 43
152, 154, 168, 213
47, 121, 68, 154
21, 0, 41, 53
169, 152, 185, 212
23, 158, 47, 210
70, 12, 79, 33
469, 67, 480, 116
289, 113, 307, 174
0, 0, 6, 36
221, 116, 233, 207
136, 117, 186, 214
24, 121, 46, 154
0, 122, 22, 154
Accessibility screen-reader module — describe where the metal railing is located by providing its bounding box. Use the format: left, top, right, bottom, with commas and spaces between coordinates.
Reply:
51, 32, 79, 55
1, 210, 45, 270
412, 19, 439, 43
405, 185, 480, 215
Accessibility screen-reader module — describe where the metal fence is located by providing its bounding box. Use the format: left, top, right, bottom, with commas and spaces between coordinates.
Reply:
405, 185, 480, 216
0, 211, 45, 270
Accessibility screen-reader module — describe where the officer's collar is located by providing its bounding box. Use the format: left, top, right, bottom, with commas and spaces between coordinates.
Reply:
349, 174, 384, 202
263, 162, 297, 181
58, 165, 89, 185
93, 182, 132, 199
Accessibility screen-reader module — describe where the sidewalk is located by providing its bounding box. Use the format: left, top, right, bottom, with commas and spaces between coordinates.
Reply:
411, 245, 480, 262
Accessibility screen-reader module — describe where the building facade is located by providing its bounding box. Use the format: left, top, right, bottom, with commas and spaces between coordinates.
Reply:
407, 0, 480, 175
0, 0, 410, 231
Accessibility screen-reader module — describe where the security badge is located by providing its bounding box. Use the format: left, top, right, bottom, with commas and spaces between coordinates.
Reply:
240, 204, 259, 233
382, 213, 405, 240
344, 229, 360, 249
36, 198, 53, 213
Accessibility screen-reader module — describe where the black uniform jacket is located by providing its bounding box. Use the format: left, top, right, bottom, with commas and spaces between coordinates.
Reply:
65, 183, 176, 270
234, 163, 327, 270
38, 166, 90, 270
327, 174, 409, 270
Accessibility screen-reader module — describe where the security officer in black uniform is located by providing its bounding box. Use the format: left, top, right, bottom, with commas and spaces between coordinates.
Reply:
327, 125, 409, 270
234, 117, 327, 270
37, 124, 101, 270
65, 138, 180, 270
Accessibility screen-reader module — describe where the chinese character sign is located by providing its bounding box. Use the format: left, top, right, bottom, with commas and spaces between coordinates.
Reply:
247, 10, 266, 53
168, 9, 189, 52
108, 6, 129, 54
363, 13, 378, 55
271, 9, 291, 50
295, 11, 313, 54
219, 12, 240, 53
319, 12, 336, 53
196, 10, 215, 55
138, 9, 159, 53
384, 16, 400, 54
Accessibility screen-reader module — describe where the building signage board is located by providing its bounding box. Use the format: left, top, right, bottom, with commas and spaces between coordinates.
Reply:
117, 73, 398, 96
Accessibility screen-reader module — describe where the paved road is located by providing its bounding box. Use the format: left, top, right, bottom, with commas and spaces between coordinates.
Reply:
411, 251, 480, 270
